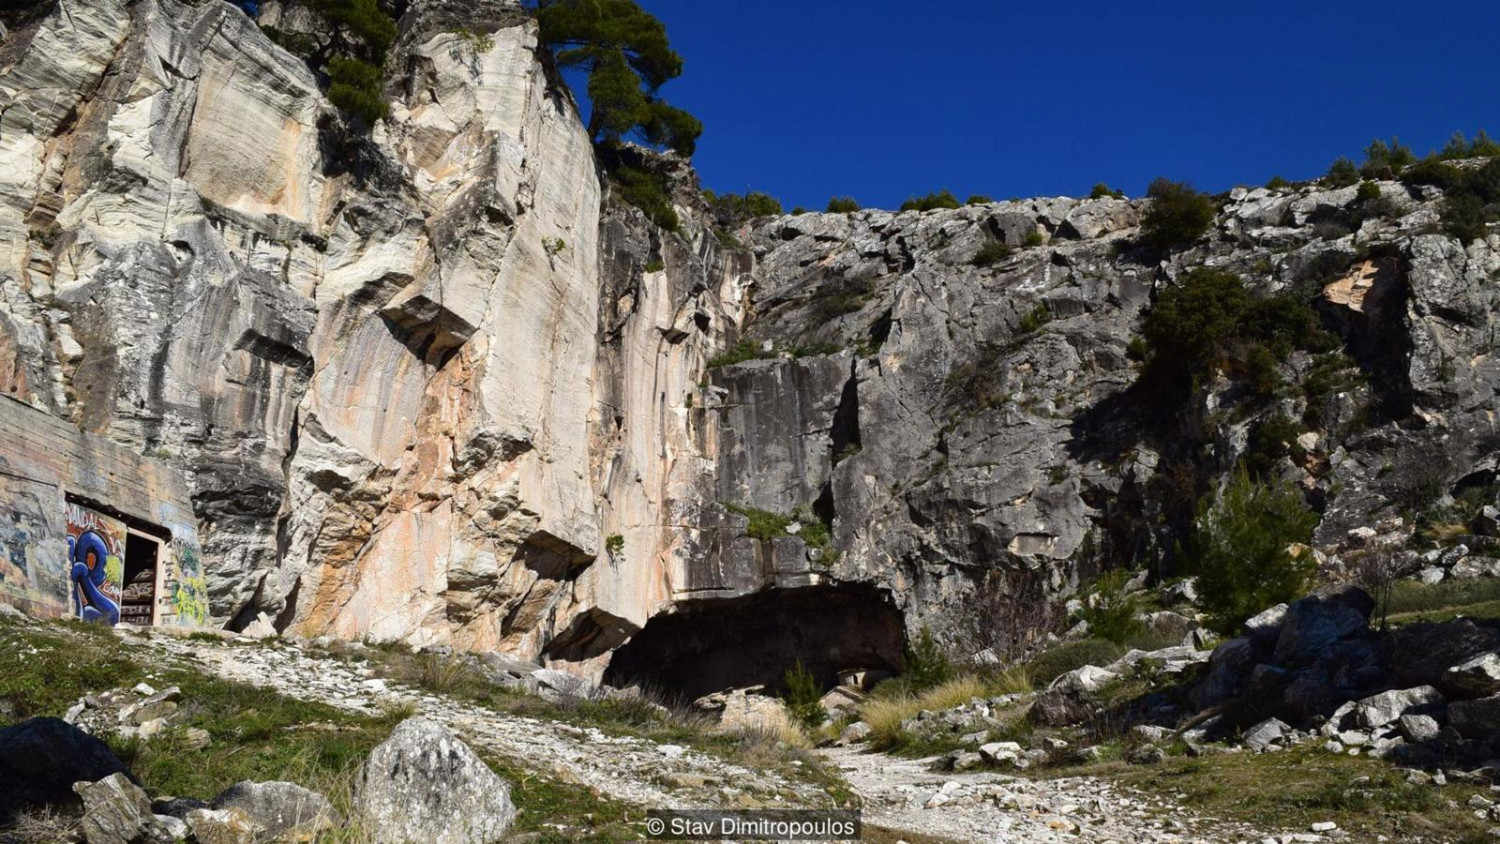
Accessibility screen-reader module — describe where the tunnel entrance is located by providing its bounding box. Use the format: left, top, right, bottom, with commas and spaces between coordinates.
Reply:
603, 584, 905, 701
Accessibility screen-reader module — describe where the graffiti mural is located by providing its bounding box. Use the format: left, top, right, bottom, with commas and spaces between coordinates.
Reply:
67, 503, 124, 625
168, 537, 209, 627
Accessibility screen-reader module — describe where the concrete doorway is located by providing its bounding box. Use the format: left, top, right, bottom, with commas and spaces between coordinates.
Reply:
120, 531, 163, 626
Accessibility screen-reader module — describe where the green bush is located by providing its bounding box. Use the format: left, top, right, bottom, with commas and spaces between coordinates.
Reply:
971, 241, 1011, 267
965, 194, 995, 205
1443, 193, 1488, 244
1139, 178, 1216, 253
1027, 639, 1127, 686
1190, 468, 1318, 635
1402, 156, 1468, 192
1355, 180, 1381, 202
1024, 231, 1045, 247
1136, 268, 1335, 401
902, 628, 953, 692
1266, 176, 1292, 190
706, 338, 763, 368
1240, 413, 1304, 481
790, 206, 808, 215
780, 661, 825, 729
826, 196, 861, 213
704, 190, 782, 227
1017, 303, 1051, 334
901, 190, 962, 212
1077, 570, 1143, 645
1089, 183, 1125, 199
610, 164, 679, 231
1325, 157, 1360, 188
326, 57, 388, 124
1360, 137, 1415, 180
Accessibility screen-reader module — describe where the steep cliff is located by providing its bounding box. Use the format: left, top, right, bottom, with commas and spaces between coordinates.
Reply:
3, 0, 1498, 692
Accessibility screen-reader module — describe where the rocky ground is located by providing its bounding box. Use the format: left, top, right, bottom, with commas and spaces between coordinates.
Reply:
826, 745, 1282, 843
111, 623, 1298, 842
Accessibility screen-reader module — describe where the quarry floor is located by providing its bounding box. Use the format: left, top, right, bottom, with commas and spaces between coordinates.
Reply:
109, 627, 1294, 843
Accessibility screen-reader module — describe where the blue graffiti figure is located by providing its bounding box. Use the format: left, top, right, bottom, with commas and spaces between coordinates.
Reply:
70, 530, 119, 626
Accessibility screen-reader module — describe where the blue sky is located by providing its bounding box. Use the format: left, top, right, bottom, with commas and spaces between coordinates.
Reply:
622, 0, 1500, 211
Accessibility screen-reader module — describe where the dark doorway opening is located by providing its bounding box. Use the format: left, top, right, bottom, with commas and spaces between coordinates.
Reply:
120, 532, 160, 626
603, 584, 905, 701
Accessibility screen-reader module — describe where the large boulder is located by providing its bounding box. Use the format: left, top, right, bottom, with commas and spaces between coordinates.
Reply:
1191, 636, 1265, 709
1244, 604, 1289, 645
1243, 717, 1289, 752
74, 773, 174, 844
356, 717, 516, 844
1447, 694, 1500, 741
1445, 653, 1500, 698
1272, 585, 1374, 665
1354, 686, 1442, 728
0, 717, 134, 823
210, 781, 341, 841
1385, 620, 1500, 692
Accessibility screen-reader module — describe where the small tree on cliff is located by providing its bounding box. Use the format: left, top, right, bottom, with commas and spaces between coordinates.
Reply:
1190, 468, 1318, 634
534, 0, 703, 156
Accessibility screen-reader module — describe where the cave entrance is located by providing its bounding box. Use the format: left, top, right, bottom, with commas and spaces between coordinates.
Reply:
603, 584, 905, 701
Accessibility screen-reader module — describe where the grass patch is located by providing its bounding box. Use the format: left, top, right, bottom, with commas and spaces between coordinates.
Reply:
860, 675, 987, 750
487, 755, 643, 842
1026, 638, 1127, 686
1386, 578, 1500, 625
1052, 743, 1494, 842
0, 618, 411, 829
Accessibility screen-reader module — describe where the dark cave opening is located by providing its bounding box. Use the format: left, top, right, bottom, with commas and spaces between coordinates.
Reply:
603, 584, 905, 701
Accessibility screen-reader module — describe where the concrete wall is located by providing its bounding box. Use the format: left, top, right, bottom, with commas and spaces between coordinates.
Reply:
0, 396, 207, 626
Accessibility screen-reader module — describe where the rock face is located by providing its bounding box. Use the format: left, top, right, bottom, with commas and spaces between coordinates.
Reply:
355, 717, 515, 844
4, 0, 1500, 692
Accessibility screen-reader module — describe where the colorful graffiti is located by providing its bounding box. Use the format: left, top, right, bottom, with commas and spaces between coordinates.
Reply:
169, 538, 209, 627
67, 503, 124, 625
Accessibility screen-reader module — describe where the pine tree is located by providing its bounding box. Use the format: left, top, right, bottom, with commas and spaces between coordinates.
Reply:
534, 0, 702, 156
1191, 468, 1318, 634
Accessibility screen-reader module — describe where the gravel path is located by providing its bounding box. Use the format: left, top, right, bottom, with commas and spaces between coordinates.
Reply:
825, 745, 1290, 843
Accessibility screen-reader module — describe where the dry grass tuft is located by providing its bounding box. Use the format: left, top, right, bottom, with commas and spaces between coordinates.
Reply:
860, 675, 986, 747
8, 806, 81, 843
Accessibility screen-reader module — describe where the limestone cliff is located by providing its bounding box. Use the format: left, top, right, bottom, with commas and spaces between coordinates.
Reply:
3, 0, 1498, 691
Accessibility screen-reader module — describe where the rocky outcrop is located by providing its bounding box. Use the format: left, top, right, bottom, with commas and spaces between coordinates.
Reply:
4, 0, 1500, 694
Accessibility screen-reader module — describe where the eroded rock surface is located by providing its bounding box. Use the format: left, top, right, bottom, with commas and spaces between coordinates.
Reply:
4, 0, 1500, 691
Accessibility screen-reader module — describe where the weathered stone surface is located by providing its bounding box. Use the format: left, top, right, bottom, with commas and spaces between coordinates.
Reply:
1244, 604, 1289, 645
0, 717, 134, 821
1399, 713, 1441, 743
1243, 717, 1290, 752
185, 807, 258, 844
1448, 694, 1500, 740
5, 0, 1500, 712
1272, 585, 1374, 665
356, 717, 515, 844
1446, 653, 1500, 698
1386, 620, 1500, 691
1354, 686, 1442, 728
210, 781, 340, 840
73, 773, 174, 844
